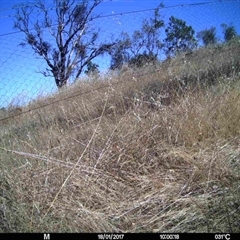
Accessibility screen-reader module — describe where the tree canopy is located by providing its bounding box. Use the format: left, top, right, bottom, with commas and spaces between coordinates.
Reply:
197, 27, 217, 46
164, 16, 197, 57
221, 23, 237, 42
109, 3, 164, 70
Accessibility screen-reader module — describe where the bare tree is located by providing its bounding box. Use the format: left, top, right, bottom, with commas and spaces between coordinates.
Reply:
14, 0, 114, 88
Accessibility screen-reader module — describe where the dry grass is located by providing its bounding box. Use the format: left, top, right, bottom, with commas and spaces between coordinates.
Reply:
0, 40, 240, 233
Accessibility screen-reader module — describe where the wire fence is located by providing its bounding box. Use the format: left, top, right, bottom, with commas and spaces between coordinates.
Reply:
0, 0, 240, 121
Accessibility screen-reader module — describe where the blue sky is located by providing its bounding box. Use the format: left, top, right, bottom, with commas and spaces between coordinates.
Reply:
0, 0, 240, 108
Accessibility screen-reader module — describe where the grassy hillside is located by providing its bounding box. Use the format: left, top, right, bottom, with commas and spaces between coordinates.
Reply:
0, 39, 240, 232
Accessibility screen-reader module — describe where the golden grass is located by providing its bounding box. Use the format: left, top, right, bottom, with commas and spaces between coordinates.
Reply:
0, 41, 240, 232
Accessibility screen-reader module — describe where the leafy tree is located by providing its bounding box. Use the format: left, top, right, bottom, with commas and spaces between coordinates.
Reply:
164, 16, 197, 57
109, 3, 164, 70
221, 23, 237, 42
109, 32, 131, 70
197, 27, 217, 46
14, 0, 115, 88
129, 3, 164, 67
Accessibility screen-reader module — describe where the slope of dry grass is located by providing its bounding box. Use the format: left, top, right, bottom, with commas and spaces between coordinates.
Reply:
0, 40, 240, 233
